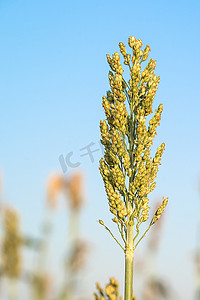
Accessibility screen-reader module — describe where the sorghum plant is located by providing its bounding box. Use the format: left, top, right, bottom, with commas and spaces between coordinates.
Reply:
2, 207, 22, 300
94, 278, 122, 300
2, 207, 22, 278
98, 36, 168, 300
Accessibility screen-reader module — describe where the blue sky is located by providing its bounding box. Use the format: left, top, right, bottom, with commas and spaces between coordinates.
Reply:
0, 0, 200, 299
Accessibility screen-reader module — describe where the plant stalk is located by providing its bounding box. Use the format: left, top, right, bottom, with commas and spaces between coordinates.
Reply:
124, 224, 134, 300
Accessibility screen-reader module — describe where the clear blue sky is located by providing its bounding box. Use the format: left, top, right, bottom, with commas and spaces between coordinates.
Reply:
0, 0, 200, 299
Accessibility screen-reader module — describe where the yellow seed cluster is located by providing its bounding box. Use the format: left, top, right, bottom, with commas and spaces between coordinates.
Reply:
99, 35, 167, 247
142, 44, 151, 62
94, 278, 122, 300
2, 208, 22, 278
151, 197, 168, 224
119, 42, 131, 65
99, 160, 127, 219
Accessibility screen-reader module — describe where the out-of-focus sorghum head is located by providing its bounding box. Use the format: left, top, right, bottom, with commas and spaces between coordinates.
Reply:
94, 278, 122, 300
66, 172, 84, 211
47, 174, 64, 209
2, 207, 22, 278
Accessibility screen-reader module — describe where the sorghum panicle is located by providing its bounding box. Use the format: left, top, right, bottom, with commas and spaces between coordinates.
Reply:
99, 36, 168, 248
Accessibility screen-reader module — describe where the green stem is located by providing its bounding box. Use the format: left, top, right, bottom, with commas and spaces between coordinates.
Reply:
124, 224, 134, 300
9, 278, 18, 300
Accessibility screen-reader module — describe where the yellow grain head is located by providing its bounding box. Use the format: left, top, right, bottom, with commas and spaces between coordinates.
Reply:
66, 172, 84, 211
2, 207, 22, 278
47, 174, 64, 209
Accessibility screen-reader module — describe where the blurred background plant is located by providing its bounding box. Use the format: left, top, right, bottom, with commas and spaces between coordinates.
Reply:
0, 170, 200, 300
0, 171, 89, 300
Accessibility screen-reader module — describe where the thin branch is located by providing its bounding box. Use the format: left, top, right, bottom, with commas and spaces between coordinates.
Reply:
133, 222, 140, 244
117, 221, 126, 244
134, 223, 151, 249
98, 220, 125, 252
